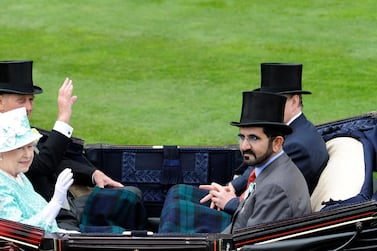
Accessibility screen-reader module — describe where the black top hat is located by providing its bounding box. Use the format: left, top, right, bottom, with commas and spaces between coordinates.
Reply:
259, 63, 311, 95
230, 91, 292, 135
0, 60, 43, 94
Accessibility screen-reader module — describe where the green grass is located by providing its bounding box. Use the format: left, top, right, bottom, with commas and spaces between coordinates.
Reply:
1, 0, 377, 146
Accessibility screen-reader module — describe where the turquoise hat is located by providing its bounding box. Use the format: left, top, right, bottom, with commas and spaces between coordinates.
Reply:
0, 107, 42, 153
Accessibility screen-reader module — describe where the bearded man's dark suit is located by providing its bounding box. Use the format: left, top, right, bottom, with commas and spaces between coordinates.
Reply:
223, 153, 312, 233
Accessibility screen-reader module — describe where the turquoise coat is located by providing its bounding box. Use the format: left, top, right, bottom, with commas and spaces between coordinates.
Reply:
0, 170, 60, 233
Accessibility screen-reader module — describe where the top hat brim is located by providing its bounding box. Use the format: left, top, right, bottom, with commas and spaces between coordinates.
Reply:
230, 121, 292, 135
276, 90, 311, 95
253, 87, 311, 95
0, 85, 43, 95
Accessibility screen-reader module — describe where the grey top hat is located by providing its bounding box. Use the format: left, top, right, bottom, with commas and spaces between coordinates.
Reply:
230, 91, 292, 135
258, 63, 311, 95
0, 60, 43, 94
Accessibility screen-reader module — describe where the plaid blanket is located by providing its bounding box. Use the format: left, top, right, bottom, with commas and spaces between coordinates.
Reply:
158, 184, 232, 233
80, 186, 147, 233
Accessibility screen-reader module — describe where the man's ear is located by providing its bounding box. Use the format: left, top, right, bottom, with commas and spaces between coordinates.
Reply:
272, 136, 284, 152
290, 94, 298, 105
0, 94, 4, 110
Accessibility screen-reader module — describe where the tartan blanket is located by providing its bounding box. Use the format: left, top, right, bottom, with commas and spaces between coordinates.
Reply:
80, 186, 147, 233
158, 184, 232, 233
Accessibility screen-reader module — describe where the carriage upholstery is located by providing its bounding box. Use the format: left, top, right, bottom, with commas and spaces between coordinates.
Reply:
310, 137, 365, 211
312, 112, 377, 212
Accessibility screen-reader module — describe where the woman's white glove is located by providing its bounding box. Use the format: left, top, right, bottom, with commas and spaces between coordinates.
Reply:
51, 168, 74, 206
40, 168, 74, 225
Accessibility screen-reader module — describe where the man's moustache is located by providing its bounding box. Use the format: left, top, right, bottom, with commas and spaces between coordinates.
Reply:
243, 150, 256, 160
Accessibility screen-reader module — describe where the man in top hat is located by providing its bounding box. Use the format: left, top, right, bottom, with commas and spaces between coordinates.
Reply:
223, 91, 311, 233
158, 91, 312, 233
0, 60, 147, 231
201, 63, 329, 220
0, 60, 81, 200
231, 63, 329, 198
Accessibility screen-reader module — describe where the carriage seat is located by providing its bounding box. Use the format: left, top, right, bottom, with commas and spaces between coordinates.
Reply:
310, 137, 366, 212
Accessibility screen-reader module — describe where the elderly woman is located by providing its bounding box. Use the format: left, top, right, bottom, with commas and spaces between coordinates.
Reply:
0, 107, 73, 233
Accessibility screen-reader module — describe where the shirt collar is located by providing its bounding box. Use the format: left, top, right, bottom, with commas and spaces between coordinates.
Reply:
286, 111, 302, 125
255, 150, 284, 177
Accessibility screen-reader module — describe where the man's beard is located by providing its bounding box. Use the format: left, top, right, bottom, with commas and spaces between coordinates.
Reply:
242, 140, 274, 166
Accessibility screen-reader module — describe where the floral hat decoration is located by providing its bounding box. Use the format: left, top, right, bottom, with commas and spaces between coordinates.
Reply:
0, 107, 42, 153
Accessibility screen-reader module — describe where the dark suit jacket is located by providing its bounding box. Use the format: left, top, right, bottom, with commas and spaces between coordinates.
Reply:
25, 128, 96, 201
284, 113, 329, 194
223, 153, 312, 233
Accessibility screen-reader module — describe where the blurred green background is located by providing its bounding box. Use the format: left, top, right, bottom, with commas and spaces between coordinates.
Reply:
1, 0, 376, 146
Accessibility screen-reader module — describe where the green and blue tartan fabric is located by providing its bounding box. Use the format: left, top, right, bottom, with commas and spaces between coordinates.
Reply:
80, 186, 147, 233
159, 184, 232, 233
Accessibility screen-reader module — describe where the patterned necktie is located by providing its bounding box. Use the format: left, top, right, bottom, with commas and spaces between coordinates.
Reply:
240, 168, 256, 201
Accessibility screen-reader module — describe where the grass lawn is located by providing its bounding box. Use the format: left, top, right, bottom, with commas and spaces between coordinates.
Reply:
1, 0, 377, 146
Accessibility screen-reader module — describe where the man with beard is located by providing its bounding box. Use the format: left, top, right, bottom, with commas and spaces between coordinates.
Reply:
219, 63, 328, 216
232, 63, 328, 197
222, 91, 312, 233
159, 91, 311, 233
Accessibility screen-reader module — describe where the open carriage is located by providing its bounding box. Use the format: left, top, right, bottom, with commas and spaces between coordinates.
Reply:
2, 111, 377, 251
